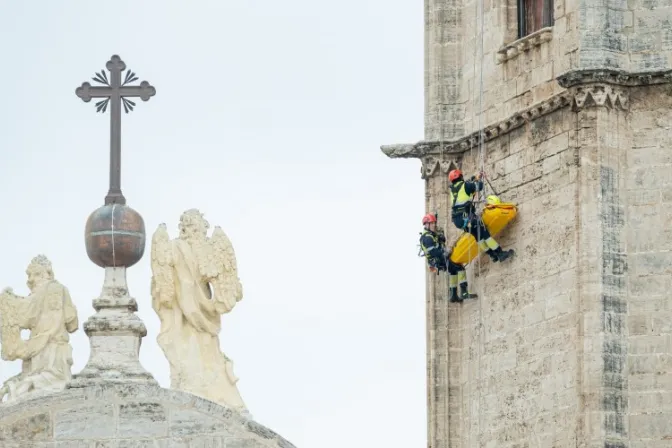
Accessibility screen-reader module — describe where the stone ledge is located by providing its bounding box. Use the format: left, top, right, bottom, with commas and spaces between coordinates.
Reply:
380, 80, 637, 166
557, 68, 672, 88
383, 69, 672, 163
381, 91, 572, 160
496, 27, 553, 64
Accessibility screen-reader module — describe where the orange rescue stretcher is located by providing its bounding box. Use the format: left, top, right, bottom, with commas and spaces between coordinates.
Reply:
449, 201, 518, 265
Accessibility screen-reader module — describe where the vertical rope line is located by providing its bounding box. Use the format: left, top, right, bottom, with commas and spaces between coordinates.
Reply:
476, 0, 486, 438
437, 30, 451, 447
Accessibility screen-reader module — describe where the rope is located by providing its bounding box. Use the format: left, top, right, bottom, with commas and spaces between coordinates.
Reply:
437, 42, 451, 448
475, 0, 486, 438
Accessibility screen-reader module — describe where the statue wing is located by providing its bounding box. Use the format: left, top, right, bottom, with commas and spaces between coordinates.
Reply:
208, 226, 243, 314
0, 289, 26, 361
150, 223, 176, 312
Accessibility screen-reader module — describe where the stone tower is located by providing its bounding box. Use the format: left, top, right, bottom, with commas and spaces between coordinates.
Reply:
382, 0, 672, 445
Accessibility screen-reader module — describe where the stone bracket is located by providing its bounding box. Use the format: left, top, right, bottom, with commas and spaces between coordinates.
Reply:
496, 27, 553, 64
570, 84, 629, 111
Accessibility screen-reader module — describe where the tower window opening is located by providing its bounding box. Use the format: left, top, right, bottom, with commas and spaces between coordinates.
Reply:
517, 0, 553, 38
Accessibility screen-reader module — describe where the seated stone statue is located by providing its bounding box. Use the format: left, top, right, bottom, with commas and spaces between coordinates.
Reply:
0, 255, 79, 403
150, 209, 247, 413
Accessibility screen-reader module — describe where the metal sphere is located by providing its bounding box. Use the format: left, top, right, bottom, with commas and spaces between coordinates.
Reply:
85, 204, 146, 268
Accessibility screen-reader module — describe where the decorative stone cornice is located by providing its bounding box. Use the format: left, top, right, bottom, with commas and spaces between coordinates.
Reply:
496, 27, 553, 64
382, 69, 672, 167
381, 78, 643, 163
571, 84, 629, 111
557, 68, 672, 88
421, 157, 459, 179
381, 91, 572, 159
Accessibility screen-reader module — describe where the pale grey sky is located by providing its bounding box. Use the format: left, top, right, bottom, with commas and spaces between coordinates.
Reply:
0, 1, 426, 446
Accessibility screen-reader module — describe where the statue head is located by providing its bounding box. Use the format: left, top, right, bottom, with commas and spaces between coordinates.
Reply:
26, 255, 54, 291
178, 209, 209, 242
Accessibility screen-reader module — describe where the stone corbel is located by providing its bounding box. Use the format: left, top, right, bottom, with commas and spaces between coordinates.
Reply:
569, 84, 629, 111
496, 27, 553, 64
421, 156, 460, 179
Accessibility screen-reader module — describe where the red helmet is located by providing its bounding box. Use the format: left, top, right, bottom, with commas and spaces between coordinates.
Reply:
448, 169, 462, 182
422, 213, 437, 225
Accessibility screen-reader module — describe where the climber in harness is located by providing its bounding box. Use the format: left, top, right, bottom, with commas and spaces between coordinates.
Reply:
419, 213, 478, 303
448, 169, 514, 263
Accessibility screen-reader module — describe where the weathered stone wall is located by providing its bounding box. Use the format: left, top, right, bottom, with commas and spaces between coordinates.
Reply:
415, 82, 672, 447
425, 0, 465, 141
576, 0, 672, 72
624, 83, 672, 444
424, 0, 581, 142
424, 100, 580, 447
0, 383, 295, 448
460, 0, 578, 129
387, 0, 672, 444
428, 0, 672, 150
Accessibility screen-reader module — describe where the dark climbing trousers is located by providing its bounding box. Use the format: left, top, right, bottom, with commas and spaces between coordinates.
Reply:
447, 259, 465, 276
451, 211, 490, 242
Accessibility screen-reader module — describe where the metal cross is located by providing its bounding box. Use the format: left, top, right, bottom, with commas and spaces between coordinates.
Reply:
75, 55, 156, 205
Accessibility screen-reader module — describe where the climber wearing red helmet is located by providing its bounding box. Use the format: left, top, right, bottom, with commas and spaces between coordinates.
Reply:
448, 169, 513, 263
419, 214, 444, 270
419, 213, 477, 303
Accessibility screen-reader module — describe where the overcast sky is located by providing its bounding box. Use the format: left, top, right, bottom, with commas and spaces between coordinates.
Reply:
0, 1, 426, 446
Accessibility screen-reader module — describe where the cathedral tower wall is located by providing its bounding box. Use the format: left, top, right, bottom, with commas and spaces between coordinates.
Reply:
386, 0, 672, 445
385, 82, 672, 446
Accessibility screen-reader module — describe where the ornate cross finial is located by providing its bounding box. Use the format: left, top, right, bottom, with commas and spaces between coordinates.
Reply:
75, 55, 156, 205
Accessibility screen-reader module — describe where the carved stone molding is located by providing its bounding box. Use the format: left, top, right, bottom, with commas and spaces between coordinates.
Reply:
381, 91, 572, 160
557, 68, 672, 88
421, 157, 460, 179
496, 27, 553, 64
569, 84, 629, 111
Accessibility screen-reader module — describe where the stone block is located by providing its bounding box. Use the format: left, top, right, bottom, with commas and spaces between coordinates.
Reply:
629, 413, 672, 439
118, 441, 157, 448
0, 413, 51, 442
631, 252, 672, 276
54, 404, 116, 439
118, 402, 168, 438
225, 439, 267, 448
627, 189, 661, 206
629, 353, 672, 374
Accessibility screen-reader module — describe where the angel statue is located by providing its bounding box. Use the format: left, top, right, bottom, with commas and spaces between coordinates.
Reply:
150, 209, 247, 413
0, 255, 79, 403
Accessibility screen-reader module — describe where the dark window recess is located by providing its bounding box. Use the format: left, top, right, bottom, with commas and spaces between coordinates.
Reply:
517, 0, 553, 38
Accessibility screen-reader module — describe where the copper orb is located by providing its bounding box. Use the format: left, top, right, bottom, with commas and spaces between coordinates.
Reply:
85, 204, 146, 268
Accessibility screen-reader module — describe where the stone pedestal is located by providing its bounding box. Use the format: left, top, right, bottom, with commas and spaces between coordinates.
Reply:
69, 267, 156, 387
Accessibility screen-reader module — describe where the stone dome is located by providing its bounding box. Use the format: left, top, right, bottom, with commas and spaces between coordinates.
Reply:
85, 204, 146, 268
0, 383, 295, 447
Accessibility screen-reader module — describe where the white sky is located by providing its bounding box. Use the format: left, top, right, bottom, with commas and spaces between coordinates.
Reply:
0, 1, 427, 446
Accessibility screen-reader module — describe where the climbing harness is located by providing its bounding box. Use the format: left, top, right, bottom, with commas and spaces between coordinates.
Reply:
418, 228, 446, 276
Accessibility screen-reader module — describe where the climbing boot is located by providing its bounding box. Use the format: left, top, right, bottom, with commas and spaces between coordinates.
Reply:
449, 287, 463, 303
460, 283, 478, 300
494, 247, 514, 262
